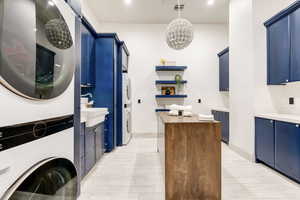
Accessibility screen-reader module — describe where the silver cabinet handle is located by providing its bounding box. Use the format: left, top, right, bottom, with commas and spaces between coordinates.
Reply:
270, 120, 273, 123
286, 79, 289, 82
296, 124, 299, 128
0, 144, 3, 150
0, 132, 3, 138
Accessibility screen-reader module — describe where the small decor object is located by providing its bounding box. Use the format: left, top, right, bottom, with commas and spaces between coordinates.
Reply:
175, 74, 182, 90
166, 0, 194, 50
162, 87, 176, 95
160, 59, 166, 65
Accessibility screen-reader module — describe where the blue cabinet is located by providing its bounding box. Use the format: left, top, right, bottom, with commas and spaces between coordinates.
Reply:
290, 8, 300, 82
255, 118, 275, 167
83, 122, 105, 176
275, 121, 300, 182
218, 48, 229, 91
212, 110, 229, 143
81, 23, 95, 87
84, 127, 96, 174
267, 16, 290, 84
80, 123, 86, 179
265, 1, 300, 84
95, 123, 105, 161
255, 117, 300, 183
94, 34, 119, 152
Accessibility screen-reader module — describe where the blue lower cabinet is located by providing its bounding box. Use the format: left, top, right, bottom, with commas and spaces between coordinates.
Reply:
84, 127, 96, 174
255, 118, 275, 167
212, 110, 229, 144
95, 123, 105, 161
83, 122, 105, 176
275, 121, 300, 182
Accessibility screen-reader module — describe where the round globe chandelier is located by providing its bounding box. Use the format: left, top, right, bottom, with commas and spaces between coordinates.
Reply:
166, 0, 194, 50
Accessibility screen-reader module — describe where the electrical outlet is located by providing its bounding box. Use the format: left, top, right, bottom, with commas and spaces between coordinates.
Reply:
289, 97, 294, 105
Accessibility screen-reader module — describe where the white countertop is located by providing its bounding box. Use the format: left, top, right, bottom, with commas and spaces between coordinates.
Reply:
256, 113, 300, 124
211, 107, 230, 112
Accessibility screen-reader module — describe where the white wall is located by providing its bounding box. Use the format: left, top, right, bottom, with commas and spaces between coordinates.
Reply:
229, 0, 255, 160
100, 23, 229, 133
80, 0, 101, 30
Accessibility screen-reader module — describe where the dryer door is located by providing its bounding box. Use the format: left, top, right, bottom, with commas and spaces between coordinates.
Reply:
3, 159, 77, 200
0, 0, 75, 100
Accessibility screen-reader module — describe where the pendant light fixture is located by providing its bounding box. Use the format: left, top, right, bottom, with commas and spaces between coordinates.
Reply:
166, 0, 194, 50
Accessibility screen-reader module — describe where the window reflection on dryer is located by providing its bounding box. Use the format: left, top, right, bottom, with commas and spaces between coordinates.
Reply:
0, 0, 74, 100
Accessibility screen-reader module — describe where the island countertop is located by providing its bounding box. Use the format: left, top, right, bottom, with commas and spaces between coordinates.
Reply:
159, 112, 219, 124
157, 113, 222, 200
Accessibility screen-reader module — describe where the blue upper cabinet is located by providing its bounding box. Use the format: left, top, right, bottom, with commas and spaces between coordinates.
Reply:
267, 16, 290, 84
218, 48, 229, 91
81, 23, 95, 87
265, 1, 300, 85
290, 8, 300, 82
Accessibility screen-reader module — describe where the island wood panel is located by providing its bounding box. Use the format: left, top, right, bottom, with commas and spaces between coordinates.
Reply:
159, 113, 221, 200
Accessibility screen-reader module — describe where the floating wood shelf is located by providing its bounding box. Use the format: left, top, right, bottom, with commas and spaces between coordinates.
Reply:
156, 95, 188, 98
155, 80, 187, 85
155, 109, 171, 112
156, 66, 187, 71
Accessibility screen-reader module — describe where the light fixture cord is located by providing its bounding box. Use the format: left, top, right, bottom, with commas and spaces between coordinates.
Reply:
177, 0, 181, 18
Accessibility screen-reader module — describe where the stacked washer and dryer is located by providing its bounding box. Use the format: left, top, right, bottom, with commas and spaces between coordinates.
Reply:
0, 0, 78, 199
121, 44, 132, 145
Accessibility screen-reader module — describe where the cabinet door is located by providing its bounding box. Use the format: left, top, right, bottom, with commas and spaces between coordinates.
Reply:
290, 9, 300, 82
223, 112, 230, 144
95, 123, 104, 161
275, 121, 300, 181
267, 16, 290, 84
87, 36, 95, 86
255, 118, 275, 167
219, 51, 229, 91
85, 128, 96, 174
81, 25, 89, 85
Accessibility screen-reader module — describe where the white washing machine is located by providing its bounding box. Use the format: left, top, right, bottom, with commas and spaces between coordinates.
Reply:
122, 74, 132, 145
0, 0, 77, 199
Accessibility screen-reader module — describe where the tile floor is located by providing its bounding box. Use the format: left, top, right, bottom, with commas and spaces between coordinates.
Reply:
79, 133, 300, 200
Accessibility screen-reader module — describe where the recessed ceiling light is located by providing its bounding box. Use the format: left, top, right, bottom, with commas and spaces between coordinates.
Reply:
48, 0, 55, 6
207, 0, 214, 6
125, 0, 132, 5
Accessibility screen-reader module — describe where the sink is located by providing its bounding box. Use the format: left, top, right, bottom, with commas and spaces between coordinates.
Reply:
81, 108, 109, 127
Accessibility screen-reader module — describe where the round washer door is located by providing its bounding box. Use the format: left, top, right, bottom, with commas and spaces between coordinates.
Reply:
0, 0, 75, 100
7, 165, 77, 200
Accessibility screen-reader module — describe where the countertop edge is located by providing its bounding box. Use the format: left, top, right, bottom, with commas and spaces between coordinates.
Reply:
256, 113, 300, 124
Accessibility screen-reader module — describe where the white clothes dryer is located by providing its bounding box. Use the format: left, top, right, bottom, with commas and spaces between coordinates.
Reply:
0, 0, 77, 199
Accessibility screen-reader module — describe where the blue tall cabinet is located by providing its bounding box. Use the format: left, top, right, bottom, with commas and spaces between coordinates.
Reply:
218, 48, 229, 91
93, 34, 119, 152
265, 1, 300, 84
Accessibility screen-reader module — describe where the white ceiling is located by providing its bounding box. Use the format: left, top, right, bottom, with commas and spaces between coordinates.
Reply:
86, 0, 229, 24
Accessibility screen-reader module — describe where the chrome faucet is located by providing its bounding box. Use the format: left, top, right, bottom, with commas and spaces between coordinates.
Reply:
81, 93, 93, 98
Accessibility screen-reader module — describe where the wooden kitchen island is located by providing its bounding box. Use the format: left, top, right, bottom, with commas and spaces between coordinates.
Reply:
157, 113, 221, 200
